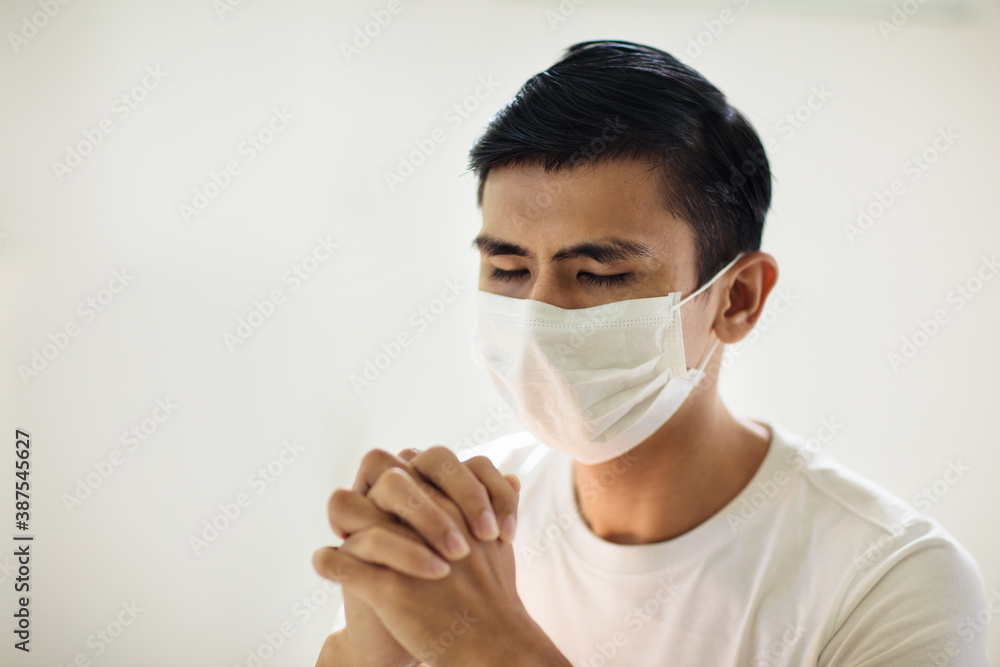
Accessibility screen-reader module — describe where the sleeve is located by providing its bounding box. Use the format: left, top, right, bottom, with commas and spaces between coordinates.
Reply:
819, 534, 991, 667
330, 596, 347, 634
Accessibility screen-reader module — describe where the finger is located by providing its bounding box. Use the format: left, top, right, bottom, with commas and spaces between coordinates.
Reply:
397, 447, 422, 462
312, 545, 395, 610
462, 456, 520, 543
408, 447, 502, 542
353, 448, 419, 495
341, 526, 452, 579
327, 486, 422, 542
312, 545, 356, 585
504, 473, 521, 494
367, 467, 472, 561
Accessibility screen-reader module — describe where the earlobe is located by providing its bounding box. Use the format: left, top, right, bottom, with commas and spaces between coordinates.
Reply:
715, 252, 779, 345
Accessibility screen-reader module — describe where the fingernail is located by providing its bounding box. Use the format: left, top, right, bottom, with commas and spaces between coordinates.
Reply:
476, 510, 500, 540
501, 514, 517, 542
444, 529, 470, 559
426, 558, 451, 576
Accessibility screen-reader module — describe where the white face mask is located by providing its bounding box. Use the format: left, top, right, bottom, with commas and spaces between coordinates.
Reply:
470, 254, 742, 464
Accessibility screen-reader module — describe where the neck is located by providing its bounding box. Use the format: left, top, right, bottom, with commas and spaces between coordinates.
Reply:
571, 386, 771, 545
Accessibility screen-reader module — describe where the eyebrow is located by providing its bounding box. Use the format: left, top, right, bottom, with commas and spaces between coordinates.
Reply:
471, 233, 655, 264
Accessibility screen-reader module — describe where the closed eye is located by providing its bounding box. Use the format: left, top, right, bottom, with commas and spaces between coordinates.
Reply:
489, 268, 529, 282
580, 272, 633, 287
489, 267, 633, 287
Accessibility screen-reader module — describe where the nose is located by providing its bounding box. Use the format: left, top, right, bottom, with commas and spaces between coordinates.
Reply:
526, 267, 589, 310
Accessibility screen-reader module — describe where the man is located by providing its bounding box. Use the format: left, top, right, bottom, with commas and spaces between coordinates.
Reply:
313, 40, 990, 666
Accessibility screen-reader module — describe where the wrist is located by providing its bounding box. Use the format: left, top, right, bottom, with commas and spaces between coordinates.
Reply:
318, 630, 419, 667
463, 616, 571, 667
500, 626, 572, 667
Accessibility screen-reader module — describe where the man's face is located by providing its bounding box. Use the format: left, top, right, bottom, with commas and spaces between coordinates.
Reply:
475, 158, 702, 310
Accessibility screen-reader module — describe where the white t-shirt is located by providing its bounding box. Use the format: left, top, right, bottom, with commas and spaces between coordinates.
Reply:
332, 423, 992, 666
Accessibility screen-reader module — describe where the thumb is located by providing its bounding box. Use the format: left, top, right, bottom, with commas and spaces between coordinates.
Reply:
503, 473, 521, 494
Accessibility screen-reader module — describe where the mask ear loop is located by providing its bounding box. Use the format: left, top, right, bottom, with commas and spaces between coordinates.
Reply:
676, 253, 744, 309
677, 253, 744, 379
692, 336, 721, 383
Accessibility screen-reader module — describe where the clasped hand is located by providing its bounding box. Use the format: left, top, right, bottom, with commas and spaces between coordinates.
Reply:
313, 446, 537, 667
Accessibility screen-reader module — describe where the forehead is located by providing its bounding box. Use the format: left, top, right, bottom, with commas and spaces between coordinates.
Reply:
479, 158, 693, 255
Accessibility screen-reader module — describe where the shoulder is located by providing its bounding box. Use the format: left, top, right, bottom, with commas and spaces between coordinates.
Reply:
771, 424, 977, 576
771, 422, 934, 541
764, 425, 991, 664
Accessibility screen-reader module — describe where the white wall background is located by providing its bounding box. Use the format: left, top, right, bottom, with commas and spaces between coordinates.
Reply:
1, 0, 997, 664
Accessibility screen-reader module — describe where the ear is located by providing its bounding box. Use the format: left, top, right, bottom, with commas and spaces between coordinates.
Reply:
712, 251, 779, 345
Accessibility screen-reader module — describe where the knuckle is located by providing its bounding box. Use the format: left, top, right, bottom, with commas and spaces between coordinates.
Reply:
373, 465, 410, 491
361, 448, 395, 466
463, 483, 492, 510
368, 525, 393, 550
424, 444, 455, 459
466, 455, 496, 471
353, 525, 388, 552
328, 488, 356, 515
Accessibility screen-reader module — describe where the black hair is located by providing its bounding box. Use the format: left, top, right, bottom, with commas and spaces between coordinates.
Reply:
466, 39, 771, 287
